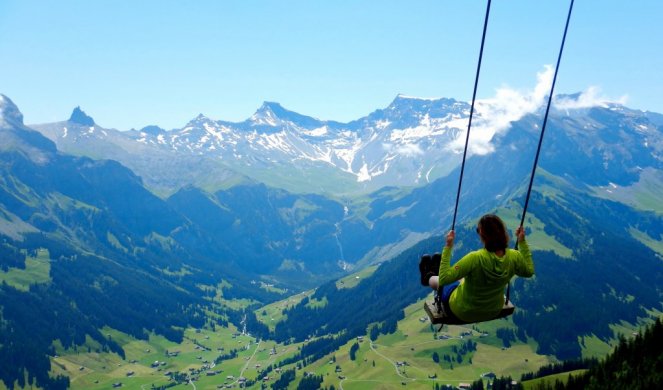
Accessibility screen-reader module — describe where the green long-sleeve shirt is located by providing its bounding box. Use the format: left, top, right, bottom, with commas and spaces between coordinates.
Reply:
438, 240, 534, 323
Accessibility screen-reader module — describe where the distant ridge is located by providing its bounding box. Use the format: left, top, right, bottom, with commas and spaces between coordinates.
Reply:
68, 106, 95, 126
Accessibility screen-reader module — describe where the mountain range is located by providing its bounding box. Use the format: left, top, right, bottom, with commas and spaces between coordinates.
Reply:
31, 95, 469, 196
0, 92, 662, 389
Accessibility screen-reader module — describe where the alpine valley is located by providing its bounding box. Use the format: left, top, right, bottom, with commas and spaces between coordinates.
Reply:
0, 91, 661, 390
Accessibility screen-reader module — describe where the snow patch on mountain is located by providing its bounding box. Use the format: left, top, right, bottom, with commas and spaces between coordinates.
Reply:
334, 138, 363, 173
390, 124, 434, 142
251, 110, 280, 126
395, 94, 440, 101
26, 65, 653, 192
357, 163, 371, 182
376, 120, 391, 129
303, 126, 328, 137
425, 165, 435, 183
258, 132, 291, 152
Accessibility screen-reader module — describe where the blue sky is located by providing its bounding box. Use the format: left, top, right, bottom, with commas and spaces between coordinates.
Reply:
0, 0, 661, 130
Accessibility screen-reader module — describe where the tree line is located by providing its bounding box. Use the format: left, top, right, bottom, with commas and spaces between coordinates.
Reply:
523, 318, 662, 389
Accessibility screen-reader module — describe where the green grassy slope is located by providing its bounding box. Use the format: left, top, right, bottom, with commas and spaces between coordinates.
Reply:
521, 369, 588, 390
0, 248, 51, 291
39, 286, 660, 390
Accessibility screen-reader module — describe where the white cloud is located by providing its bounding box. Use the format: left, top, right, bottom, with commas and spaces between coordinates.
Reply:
383, 142, 424, 157
449, 65, 555, 156
554, 86, 628, 110
395, 143, 424, 157
447, 67, 631, 157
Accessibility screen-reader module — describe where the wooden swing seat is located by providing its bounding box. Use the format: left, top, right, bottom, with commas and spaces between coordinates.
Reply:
424, 300, 515, 325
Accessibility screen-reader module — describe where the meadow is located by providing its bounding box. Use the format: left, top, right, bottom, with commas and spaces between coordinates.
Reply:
1, 247, 653, 389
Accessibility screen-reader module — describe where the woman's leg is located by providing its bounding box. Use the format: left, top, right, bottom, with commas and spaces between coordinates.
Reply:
441, 281, 460, 302
428, 275, 439, 290
441, 281, 462, 322
420, 253, 444, 289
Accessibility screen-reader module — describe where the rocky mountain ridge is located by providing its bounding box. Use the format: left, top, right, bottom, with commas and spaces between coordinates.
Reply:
31, 95, 471, 195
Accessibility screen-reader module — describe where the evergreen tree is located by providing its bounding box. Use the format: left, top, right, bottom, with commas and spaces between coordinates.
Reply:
523, 319, 663, 390
349, 342, 359, 361
271, 368, 296, 390
470, 379, 484, 390
370, 325, 380, 341
297, 374, 323, 390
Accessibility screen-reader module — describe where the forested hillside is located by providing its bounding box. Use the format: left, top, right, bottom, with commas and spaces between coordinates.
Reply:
0, 99, 279, 389
266, 172, 662, 361
1, 90, 661, 389
523, 319, 662, 389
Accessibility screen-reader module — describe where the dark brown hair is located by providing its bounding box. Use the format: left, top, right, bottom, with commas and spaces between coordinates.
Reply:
478, 214, 509, 252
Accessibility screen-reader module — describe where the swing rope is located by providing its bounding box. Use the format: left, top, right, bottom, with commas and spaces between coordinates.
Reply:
434, 0, 492, 319
518, 0, 575, 229
428, 0, 575, 326
506, 0, 575, 304
451, 0, 492, 231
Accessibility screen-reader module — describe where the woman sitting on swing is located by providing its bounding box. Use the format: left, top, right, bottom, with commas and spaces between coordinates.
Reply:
420, 214, 534, 323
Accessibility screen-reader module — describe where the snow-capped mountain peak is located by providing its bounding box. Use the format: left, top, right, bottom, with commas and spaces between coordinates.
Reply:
186, 113, 215, 127
26, 93, 658, 195
392, 93, 441, 103
250, 102, 284, 127
248, 101, 326, 130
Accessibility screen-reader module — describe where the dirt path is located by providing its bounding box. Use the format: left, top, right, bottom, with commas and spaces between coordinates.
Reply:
226, 339, 262, 386
369, 342, 411, 380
